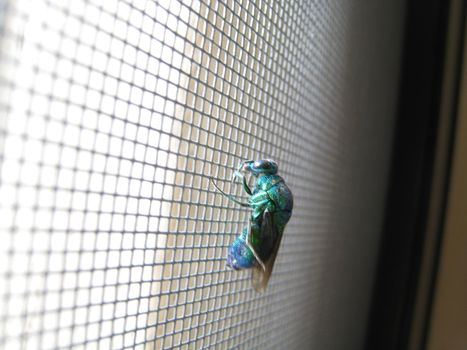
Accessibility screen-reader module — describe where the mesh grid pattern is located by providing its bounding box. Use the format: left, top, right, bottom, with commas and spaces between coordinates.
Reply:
0, 0, 404, 349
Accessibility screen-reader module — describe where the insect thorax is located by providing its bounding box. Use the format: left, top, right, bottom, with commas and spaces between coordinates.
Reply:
255, 174, 284, 191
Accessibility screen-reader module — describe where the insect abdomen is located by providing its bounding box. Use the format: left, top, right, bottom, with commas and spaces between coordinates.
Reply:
226, 228, 256, 269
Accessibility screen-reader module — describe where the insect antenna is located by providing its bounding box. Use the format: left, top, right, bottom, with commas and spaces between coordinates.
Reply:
210, 178, 250, 207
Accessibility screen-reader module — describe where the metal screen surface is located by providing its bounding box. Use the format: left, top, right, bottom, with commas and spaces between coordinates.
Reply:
0, 0, 404, 349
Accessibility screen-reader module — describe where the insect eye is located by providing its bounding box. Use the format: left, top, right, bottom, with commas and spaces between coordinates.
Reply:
253, 161, 264, 169
251, 160, 278, 174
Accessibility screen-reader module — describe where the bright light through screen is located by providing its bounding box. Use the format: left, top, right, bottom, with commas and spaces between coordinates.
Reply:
0, 0, 406, 348
0, 0, 193, 348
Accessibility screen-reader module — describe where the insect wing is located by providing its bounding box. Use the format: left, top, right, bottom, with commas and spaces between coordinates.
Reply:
251, 209, 283, 293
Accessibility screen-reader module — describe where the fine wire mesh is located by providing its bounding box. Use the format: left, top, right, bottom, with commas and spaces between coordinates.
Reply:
0, 0, 404, 349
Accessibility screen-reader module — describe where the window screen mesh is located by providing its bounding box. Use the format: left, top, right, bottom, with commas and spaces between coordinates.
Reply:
0, 0, 404, 349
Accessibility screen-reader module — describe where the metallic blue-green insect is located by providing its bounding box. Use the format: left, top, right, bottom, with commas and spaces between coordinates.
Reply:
212, 159, 293, 292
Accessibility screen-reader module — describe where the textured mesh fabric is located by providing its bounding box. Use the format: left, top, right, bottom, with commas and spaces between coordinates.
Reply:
0, 0, 404, 349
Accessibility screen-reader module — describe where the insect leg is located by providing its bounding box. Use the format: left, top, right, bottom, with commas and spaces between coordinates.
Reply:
231, 171, 252, 196
210, 178, 250, 207
241, 175, 252, 195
